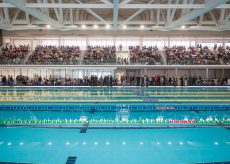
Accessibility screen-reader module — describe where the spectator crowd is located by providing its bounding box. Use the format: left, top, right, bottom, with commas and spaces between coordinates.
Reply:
27, 45, 80, 65
83, 46, 117, 64
129, 46, 162, 65
164, 44, 230, 65
0, 45, 30, 64
0, 74, 228, 87
0, 44, 229, 65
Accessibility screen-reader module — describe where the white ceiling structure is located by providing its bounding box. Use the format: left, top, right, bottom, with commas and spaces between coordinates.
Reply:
0, 0, 230, 31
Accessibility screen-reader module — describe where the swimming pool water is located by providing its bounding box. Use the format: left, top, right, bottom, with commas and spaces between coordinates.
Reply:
0, 127, 230, 164
0, 87, 230, 163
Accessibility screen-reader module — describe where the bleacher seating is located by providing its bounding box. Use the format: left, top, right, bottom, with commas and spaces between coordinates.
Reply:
27, 45, 80, 65
164, 45, 230, 65
129, 46, 162, 65
0, 45, 29, 64
83, 46, 116, 64
0, 44, 229, 65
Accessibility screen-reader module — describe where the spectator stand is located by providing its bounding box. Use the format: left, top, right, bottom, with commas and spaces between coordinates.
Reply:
129, 46, 163, 65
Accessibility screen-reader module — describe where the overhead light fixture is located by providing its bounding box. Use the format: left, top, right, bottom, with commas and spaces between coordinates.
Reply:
140, 25, 145, 29
106, 24, 111, 29
181, 25, 186, 29
46, 24, 51, 29
94, 24, 98, 29
123, 25, 127, 29
82, 24, 86, 29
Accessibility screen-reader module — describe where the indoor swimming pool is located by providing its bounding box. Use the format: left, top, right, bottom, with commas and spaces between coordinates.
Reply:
0, 87, 230, 164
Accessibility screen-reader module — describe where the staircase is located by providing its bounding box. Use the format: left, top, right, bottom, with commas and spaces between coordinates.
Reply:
80, 50, 85, 65
160, 51, 167, 65
22, 50, 33, 64
116, 51, 129, 64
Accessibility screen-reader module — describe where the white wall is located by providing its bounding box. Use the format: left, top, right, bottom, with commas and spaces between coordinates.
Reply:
3, 35, 229, 50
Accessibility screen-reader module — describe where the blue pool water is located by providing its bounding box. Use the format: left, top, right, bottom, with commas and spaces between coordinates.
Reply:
0, 87, 230, 164
0, 127, 230, 164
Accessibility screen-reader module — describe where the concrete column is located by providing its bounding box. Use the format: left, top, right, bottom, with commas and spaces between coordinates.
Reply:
144, 68, 146, 76
140, 37, 143, 48
222, 69, 225, 78
175, 68, 178, 77
206, 68, 209, 80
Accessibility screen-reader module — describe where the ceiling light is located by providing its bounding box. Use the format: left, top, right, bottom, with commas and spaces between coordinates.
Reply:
82, 24, 86, 29
181, 25, 186, 29
140, 25, 145, 29
94, 24, 98, 29
106, 24, 111, 29
46, 24, 50, 29
123, 25, 127, 29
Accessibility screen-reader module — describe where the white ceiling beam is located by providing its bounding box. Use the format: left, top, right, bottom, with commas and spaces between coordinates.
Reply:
50, 0, 61, 23
13, 20, 218, 25
113, 0, 119, 31
199, 14, 203, 25
1, 25, 225, 31
10, 9, 20, 25
156, 9, 160, 26
167, 0, 230, 30
170, 0, 180, 21
58, 0, 63, 24
166, 0, 171, 24
219, 23, 230, 30
0, 15, 5, 24
181, 0, 188, 17
160, 9, 165, 24
219, 9, 225, 25
120, 0, 132, 4
224, 12, 230, 23
3, 0, 9, 24
100, 0, 112, 4
5, 0, 63, 29
150, 10, 153, 21
183, 0, 195, 15
70, 8, 73, 25
26, 11, 30, 25
1, 3, 230, 9
42, 0, 49, 16
209, 11, 218, 26
121, 0, 156, 26
75, 0, 107, 24
0, 22, 10, 29
37, 0, 48, 15
63, 9, 68, 24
